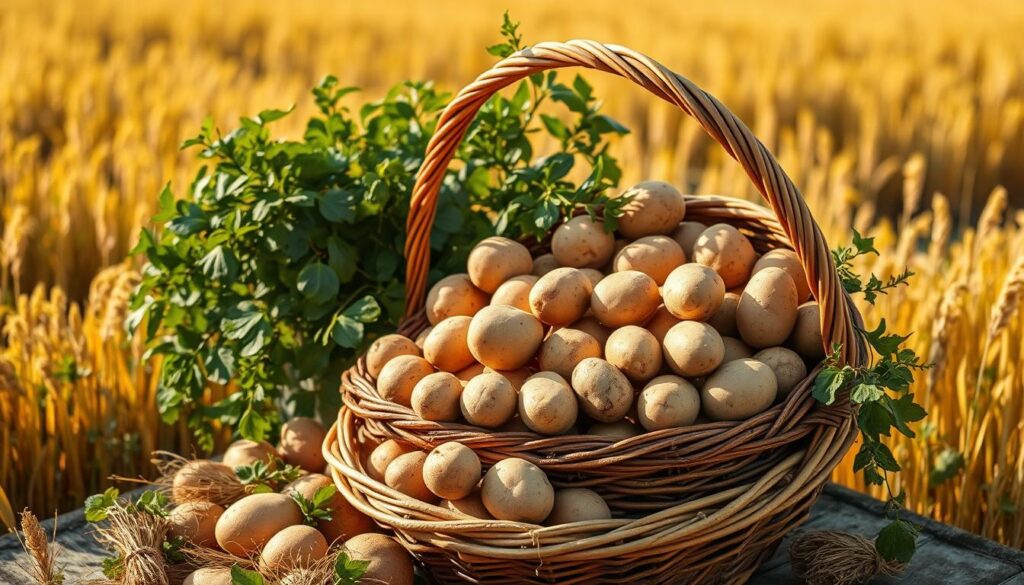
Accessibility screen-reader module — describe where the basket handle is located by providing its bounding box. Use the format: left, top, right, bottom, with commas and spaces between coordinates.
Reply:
405, 40, 862, 364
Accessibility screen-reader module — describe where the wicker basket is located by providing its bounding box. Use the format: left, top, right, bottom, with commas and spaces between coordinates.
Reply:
324, 40, 866, 584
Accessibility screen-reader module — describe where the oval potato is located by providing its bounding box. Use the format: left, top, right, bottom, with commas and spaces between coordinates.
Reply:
460, 372, 518, 428
423, 316, 475, 372
570, 358, 634, 423
692, 224, 756, 288
662, 264, 725, 321
701, 358, 778, 421
737, 267, 798, 348
604, 326, 662, 383
538, 328, 602, 380
480, 458, 554, 523
490, 275, 538, 312
425, 273, 489, 325
365, 334, 420, 379
529, 267, 593, 326
467, 236, 533, 293
551, 215, 615, 268
613, 235, 686, 285
615, 181, 686, 239
637, 375, 700, 431
467, 306, 544, 370
662, 321, 724, 377
377, 355, 435, 407
215, 493, 302, 556
753, 248, 811, 302
591, 271, 661, 327
788, 301, 826, 360
754, 346, 808, 398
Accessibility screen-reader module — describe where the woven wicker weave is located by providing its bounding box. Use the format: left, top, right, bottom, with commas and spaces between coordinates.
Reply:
324, 40, 866, 584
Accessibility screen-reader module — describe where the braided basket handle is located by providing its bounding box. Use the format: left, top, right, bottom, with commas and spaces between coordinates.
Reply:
405, 40, 861, 364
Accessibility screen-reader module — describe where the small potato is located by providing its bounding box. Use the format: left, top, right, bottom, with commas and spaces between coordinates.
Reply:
706, 292, 741, 337
615, 181, 686, 239
721, 337, 754, 364
532, 253, 561, 276
546, 488, 611, 525
260, 525, 328, 572
215, 493, 302, 556
518, 375, 578, 435
410, 372, 463, 422
551, 215, 615, 268
365, 334, 420, 379
467, 236, 533, 293
605, 326, 662, 383
754, 347, 808, 398
425, 274, 489, 325
637, 375, 700, 431
753, 248, 811, 302
278, 417, 327, 472
580, 268, 605, 288
484, 366, 532, 391
480, 458, 554, 523
183, 568, 232, 585
662, 264, 725, 321
343, 534, 414, 585
570, 358, 634, 423
423, 442, 481, 500
377, 355, 435, 407
366, 440, 411, 483
737, 267, 798, 348
569, 316, 612, 346
644, 305, 680, 344
662, 321, 724, 377
172, 460, 236, 503
443, 491, 493, 519
614, 236, 686, 285
283, 473, 375, 543
384, 451, 437, 503
414, 326, 433, 349
454, 362, 486, 382
788, 302, 826, 360
701, 358, 778, 421
423, 316, 475, 372
222, 439, 277, 469
588, 421, 642, 439
529, 267, 594, 326
467, 306, 544, 370
671, 221, 707, 258
538, 328, 602, 380
693, 224, 756, 288
591, 271, 661, 327
169, 501, 224, 548
490, 275, 538, 312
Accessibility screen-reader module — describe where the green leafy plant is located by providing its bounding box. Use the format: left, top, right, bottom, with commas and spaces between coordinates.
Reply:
234, 459, 304, 492
83, 488, 171, 522
291, 485, 338, 525
333, 551, 370, 585
231, 565, 265, 585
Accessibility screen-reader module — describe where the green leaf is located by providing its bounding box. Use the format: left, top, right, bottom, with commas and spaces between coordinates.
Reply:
334, 552, 370, 585
852, 229, 879, 255
876, 520, 917, 563
850, 383, 885, 404
238, 407, 271, 442
540, 114, 569, 139
812, 367, 849, 405
297, 263, 340, 304
328, 236, 357, 283
319, 189, 357, 223
257, 106, 294, 124
863, 319, 910, 356
331, 315, 364, 349
344, 296, 381, 323
84, 488, 120, 522
857, 401, 893, 439
929, 448, 965, 487
886, 393, 926, 438
230, 565, 265, 585
199, 245, 239, 282
204, 346, 235, 385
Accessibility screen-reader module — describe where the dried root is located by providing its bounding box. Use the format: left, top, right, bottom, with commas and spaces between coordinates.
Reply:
90, 505, 172, 585
789, 530, 905, 585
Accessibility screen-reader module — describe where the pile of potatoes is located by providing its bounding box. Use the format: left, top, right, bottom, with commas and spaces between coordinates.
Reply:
169, 418, 413, 585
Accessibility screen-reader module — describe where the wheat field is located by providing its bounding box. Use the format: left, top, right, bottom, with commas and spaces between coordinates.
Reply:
1, 0, 1023, 547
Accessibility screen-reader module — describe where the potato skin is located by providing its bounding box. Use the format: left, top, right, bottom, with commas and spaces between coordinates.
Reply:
410, 372, 464, 422
467, 306, 544, 370
259, 525, 328, 572
737, 267, 798, 348
490, 274, 538, 312
480, 458, 554, 523
551, 215, 615, 268
283, 473, 376, 543
531, 253, 561, 276
365, 334, 420, 378
546, 488, 611, 525
701, 358, 778, 421
706, 292, 741, 337
662, 264, 725, 321
222, 439, 278, 469
753, 248, 811, 302
693, 223, 757, 288
467, 236, 533, 293
788, 301, 826, 360
616, 181, 687, 239
422, 316, 475, 372
590, 271, 661, 327
425, 273, 490, 325
613, 235, 686, 285
443, 492, 494, 519
529, 267, 594, 326
604, 326, 662, 383
278, 417, 327, 473
377, 355, 435, 407
343, 534, 414, 585
366, 440, 411, 483
721, 336, 754, 364
384, 451, 437, 503
671, 221, 707, 258
569, 316, 613, 346
518, 375, 578, 435
460, 372, 518, 428
423, 442, 481, 500
215, 493, 302, 556
644, 305, 680, 344
754, 346, 808, 398
662, 321, 724, 377
637, 375, 701, 431
570, 358, 634, 423
169, 501, 224, 548
183, 568, 233, 585
538, 328, 602, 380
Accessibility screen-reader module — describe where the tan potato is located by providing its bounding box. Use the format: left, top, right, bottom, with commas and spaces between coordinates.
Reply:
384, 451, 437, 503
721, 336, 754, 363
377, 355, 435, 407
662, 321, 725, 377
410, 372, 463, 422
366, 440, 411, 483
498, 415, 533, 433
365, 334, 420, 379
215, 493, 302, 556
737, 267, 798, 348
605, 326, 662, 383
480, 458, 554, 523
570, 358, 634, 423
613, 235, 686, 285
701, 358, 778, 421
423, 442, 481, 500
590, 271, 661, 327
222, 439, 277, 469
788, 302, 826, 360
443, 491, 493, 519
637, 375, 700, 431
706, 292, 741, 337
662, 264, 725, 321
693, 223, 756, 288
277, 417, 327, 473
754, 347, 808, 398
580, 268, 605, 288
172, 460, 236, 503
551, 215, 615, 268
259, 525, 328, 572
422, 316, 475, 372
467, 236, 533, 293
183, 568, 232, 585
343, 534, 414, 585
671, 221, 707, 258
615, 181, 687, 238
588, 420, 643, 439
538, 328, 602, 380
753, 248, 811, 302
483, 366, 532, 391
602, 238, 631, 273
283, 473, 375, 543
414, 326, 433, 349
490, 274, 538, 312
454, 362, 486, 382
467, 305, 544, 370
644, 305, 680, 344
546, 488, 611, 525
169, 501, 224, 548
529, 267, 593, 326
531, 253, 561, 276
518, 374, 578, 435
569, 316, 612, 346
425, 273, 489, 325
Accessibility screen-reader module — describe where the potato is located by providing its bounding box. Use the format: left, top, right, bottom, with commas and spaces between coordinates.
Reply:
706, 292, 740, 337
414, 326, 433, 349
260, 525, 328, 572
551, 215, 615, 268
480, 458, 554, 523
570, 358, 634, 423
284, 473, 375, 543
721, 336, 754, 363
693, 223, 756, 288
546, 488, 611, 525
529, 267, 594, 326
377, 355, 435, 407
366, 440, 411, 483
613, 236, 686, 285
169, 501, 223, 548
644, 305, 680, 344
616, 181, 686, 239
538, 328, 602, 380
569, 316, 612, 346
518, 374, 578, 435
222, 439, 277, 469
343, 534, 414, 585
580, 268, 605, 288
467, 236, 533, 293
454, 362, 486, 382
490, 274, 538, 312
737, 267, 798, 348
419, 316, 476, 373
604, 326, 662, 383
662, 321, 725, 377
467, 305, 544, 370
183, 568, 232, 585
637, 375, 700, 431
278, 417, 327, 473
215, 493, 302, 556
410, 372, 463, 422
754, 347, 808, 398
531, 253, 561, 276
425, 273, 489, 325
701, 358, 778, 421
365, 334, 420, 379
588, 421, 642, 439
498, 415, 533, 433
423, 442, 481, 500
172, 460, 235, 503
671, 221, 707, 258
384, 451, 437, 503
662, 264, 725, 321
788, 301, 826, 360
753, 248, 811, 302
591, 271, 661, 327
484, 366, 532, 391
443, 491, 493, 519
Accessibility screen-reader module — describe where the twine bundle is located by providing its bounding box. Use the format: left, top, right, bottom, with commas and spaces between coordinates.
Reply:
789, 530, 905, 585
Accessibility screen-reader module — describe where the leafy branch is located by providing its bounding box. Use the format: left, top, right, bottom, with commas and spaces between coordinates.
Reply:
234, 459, 304, 492
290, 485, 338, 525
